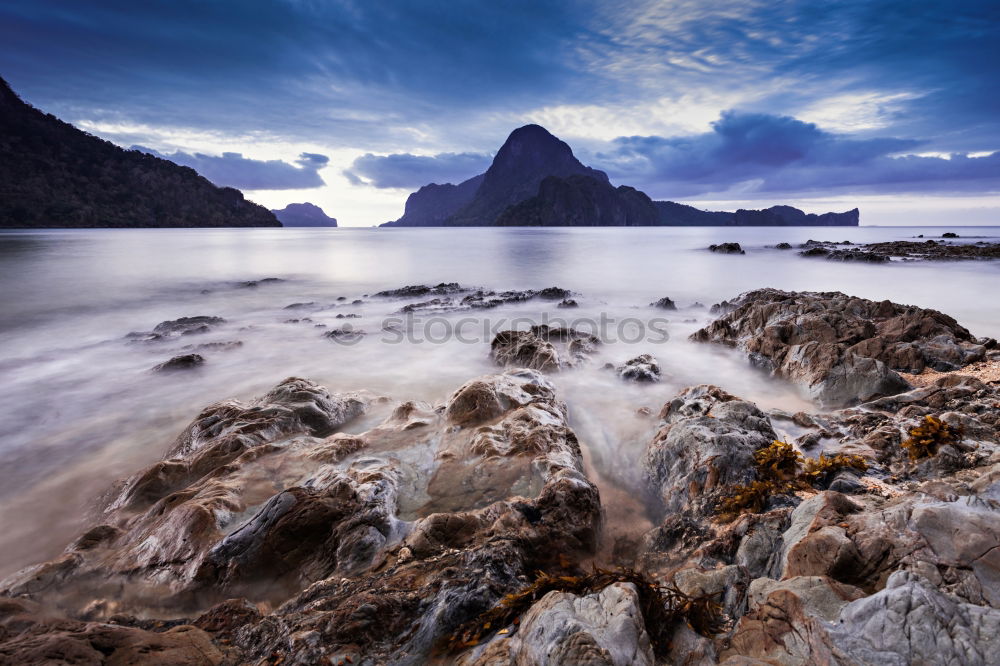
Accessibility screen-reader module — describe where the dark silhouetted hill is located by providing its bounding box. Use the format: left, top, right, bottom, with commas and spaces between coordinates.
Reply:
271, 202, 337, 227
382, 124, 859, 228
0, 77, 280, 228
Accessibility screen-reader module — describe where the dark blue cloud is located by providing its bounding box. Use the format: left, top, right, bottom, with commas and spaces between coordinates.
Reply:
134, 147, 327, 190
344, 152, 491, 189
593, 112, 1000, 197
0, 1, 592, 146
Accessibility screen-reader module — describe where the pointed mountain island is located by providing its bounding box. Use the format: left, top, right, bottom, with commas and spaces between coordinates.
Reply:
271, 202, 338, 227
382, 124, 858, 227
0, 77, 279, 228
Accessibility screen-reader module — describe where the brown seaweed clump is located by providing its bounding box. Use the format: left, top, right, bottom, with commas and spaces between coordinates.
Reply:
437, 567, 724, 658
901, 414, 964, 460
716, 440, 868, 522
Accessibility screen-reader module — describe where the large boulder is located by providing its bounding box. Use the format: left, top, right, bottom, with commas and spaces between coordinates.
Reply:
691, 289, 985, 406
644, 385, 777, 518
463, 583, 654, 665
490, 325, 599, 372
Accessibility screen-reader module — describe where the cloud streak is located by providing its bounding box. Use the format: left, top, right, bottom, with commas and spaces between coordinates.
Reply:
344, 152, 492, 189
135, 147, 328, 190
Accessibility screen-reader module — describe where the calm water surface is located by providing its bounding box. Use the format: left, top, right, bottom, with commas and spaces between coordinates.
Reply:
1, 226, 998, 576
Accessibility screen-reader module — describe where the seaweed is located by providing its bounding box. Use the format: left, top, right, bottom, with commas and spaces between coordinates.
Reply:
437, 567, 724, 658
716, 440, 869, 521
901, 415, 964, 461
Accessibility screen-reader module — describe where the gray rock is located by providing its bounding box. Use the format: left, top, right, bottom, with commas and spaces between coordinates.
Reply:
465, 582, 654, 666
830, 571, 1000, 666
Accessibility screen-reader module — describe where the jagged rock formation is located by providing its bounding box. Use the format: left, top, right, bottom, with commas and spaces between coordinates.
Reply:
692, 288, 988, 407
490, 325, 600, 371
0, 77, 280, 228
2, 370, 601, 663
3, 297, 999, 665
271, 202, 337, 227
382, 124, 859, 227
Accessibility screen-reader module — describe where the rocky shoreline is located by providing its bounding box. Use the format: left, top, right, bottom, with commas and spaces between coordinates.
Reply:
2, 288, 999, 665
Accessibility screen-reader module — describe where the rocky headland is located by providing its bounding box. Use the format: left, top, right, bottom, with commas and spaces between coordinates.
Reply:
0, 77, 280, 229
382, 125, 859, 228
2, 288, 1000, 665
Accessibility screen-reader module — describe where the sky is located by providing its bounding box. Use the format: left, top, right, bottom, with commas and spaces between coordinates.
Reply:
1, 0, 999, 226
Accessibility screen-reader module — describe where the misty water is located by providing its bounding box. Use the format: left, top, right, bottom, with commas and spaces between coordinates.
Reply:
1, 225, 999, 578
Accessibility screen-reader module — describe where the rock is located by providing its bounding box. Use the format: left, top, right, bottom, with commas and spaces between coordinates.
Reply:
649, 296, 677, 310
536, 286, 572, 300
153, 316, 226, 336
709, 242, 745, 254
644, 385, 776, 518
324, 326, 365, 343
490, 325, 599, 372
829, 571, 1000, 665
283, 301, 317, 310
616, 354, 661, 382
747, 575, 864, 621
374, 283, 465, 298
128, 316, 227, 342
943, 232, 960, 238
464, 583, 654, 666
557, 298, 579, 308
152, 354, 205, 372
185, 341, 242, 353
691, 289, 985, 406
776, 242, 793, 249
2, 368, 601, 665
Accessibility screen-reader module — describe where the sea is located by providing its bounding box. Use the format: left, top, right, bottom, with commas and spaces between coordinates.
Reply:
1, 225, 998, 577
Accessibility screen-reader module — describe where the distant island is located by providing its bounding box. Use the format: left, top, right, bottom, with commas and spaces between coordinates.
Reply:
271, 202, 338, 227
383, 124, 859, 227
0, 77, 279, 228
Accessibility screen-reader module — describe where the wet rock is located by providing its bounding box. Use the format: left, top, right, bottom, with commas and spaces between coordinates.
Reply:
464, 582, 654, 666
128, 316, 226, 342
709, 242, 745, 254
0, 601, 223, 665
184, 341, 242, 353
829, 571, 1000, 665
374, 283, 465, 298
649, 296, 677, 310
536, 286, 572, 300
691, 288, 985, 406
747, 575, 865, 622
239, 277, 284, 288
943, 232, 960, 238
775, 242, 792, 249
152, 354, 205, 372
557, 298, 579, 308
323, 326, 365, 342
490, 325, 599, 372
644, 385, 777, 518
616, 354, 661, 382
283, 301, 316, 310
153, 316, 226, 336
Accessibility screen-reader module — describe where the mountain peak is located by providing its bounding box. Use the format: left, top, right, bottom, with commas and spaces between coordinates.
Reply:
490, 124, 603, 180
442, 124, 608, 225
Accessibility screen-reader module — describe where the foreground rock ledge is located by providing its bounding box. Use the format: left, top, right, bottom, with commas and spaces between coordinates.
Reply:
2, 354, 1000, 664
